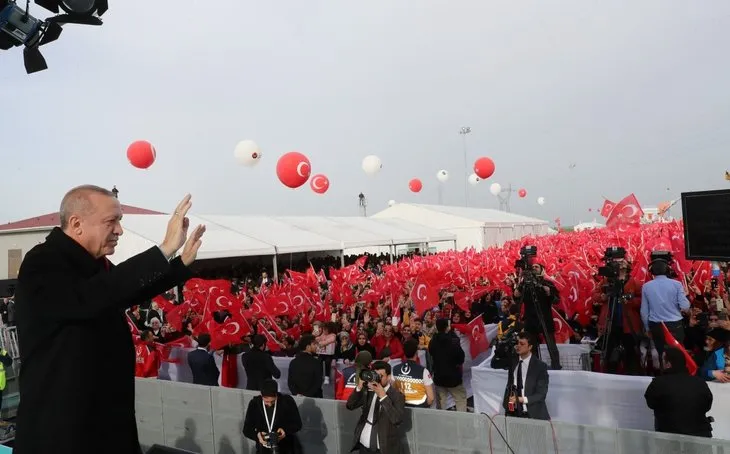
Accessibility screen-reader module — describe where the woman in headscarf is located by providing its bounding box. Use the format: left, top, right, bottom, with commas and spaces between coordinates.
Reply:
336, 332, 356, 363
353, 331, 376, 359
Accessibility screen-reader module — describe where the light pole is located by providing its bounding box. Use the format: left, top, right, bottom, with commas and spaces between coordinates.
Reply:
459, 126, 471, 207
497, 184, 513, 212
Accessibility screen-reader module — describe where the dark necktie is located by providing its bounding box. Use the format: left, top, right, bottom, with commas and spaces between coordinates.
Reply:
516, 360, 524, 398
369, 393, 380, 449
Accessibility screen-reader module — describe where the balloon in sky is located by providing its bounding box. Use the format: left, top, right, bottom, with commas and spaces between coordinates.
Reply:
127, 140, 156, 169
436, 169, 449, 183
388, 199, 396, 207
489, 182, 502, 196
537, 197, 546, 206
468, 173, 481, 186
362, 155, 382, 176
518, 188, 527, 198
310, 174, 329, 194
409, 178, 423, 193
276, 151, 311, 188
473, 157, 495, 179
233, 140, 262, 167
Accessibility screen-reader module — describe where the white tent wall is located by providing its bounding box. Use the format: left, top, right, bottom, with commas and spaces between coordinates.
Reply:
372, 203, 549, 250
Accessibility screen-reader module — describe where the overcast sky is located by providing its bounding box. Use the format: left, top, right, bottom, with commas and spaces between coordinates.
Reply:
1, 0, 728, 225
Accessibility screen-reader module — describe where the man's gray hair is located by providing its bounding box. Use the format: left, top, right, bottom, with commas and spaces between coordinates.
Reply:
59, 185, 116, 229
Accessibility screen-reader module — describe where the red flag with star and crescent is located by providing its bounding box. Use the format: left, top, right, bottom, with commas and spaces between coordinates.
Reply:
409, 277, 439, 316
452, 317, 490, 358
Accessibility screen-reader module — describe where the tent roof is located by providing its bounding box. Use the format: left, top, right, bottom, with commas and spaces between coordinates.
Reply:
373, 203, 548, 226
109, 214, 456, 263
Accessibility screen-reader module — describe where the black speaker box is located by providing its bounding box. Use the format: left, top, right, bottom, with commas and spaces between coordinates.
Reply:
146, 445, 199, 454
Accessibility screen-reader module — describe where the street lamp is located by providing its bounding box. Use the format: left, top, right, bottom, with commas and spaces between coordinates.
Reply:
459, 126, 472, 207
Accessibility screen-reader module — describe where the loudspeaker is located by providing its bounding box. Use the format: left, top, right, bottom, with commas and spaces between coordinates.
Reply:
146, 445, 199, 454
681, 189, 730, 261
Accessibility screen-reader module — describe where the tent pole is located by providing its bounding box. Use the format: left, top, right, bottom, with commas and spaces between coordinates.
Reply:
341, 250, 345, 268
272, 247, 279, 282
389, 243, 395, 264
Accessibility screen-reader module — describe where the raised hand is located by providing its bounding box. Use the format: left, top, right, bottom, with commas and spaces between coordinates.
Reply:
181, 225, 206, 266
160, 195, 193, 258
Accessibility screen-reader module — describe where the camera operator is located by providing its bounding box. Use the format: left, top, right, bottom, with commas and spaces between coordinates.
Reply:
346, 360, 406, 454
514, 260, 562, 370
243, 379, 303, 454
596, 255, 643, 374
641, 253, 690, 369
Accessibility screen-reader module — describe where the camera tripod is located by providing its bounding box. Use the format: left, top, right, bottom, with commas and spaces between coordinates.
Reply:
515, 274, 562, 370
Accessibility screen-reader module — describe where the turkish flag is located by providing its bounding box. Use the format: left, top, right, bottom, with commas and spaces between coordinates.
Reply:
661, 322, 698, 375
452, 317, 489, 358
606, 193, 644, 229
410, 278, 439, 315
220, 351, 239, 388
210, 314, 250, 350
600, 199, 616, 218
552, 308, 575, 344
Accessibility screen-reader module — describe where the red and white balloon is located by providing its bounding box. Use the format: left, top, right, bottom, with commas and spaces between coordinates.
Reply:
127, 140, 156, 169
310, 174, 330, 194
276, 151, 311, 189
518, 188, 527, 198
409, 178, 423, 193
473, 157, 495, 179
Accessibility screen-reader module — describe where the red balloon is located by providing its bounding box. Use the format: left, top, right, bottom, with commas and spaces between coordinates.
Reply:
310, 174, 330, 194
409, 178, 423, 193
276, 151, 311, 188
473, 157, 495, 179
126, 140, 156, 169
518, 188, 527, 198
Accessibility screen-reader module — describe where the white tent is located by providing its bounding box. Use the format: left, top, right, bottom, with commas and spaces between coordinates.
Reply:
573, 221, 605, 232
371, 203, 549, 250
110, 214, 456, 266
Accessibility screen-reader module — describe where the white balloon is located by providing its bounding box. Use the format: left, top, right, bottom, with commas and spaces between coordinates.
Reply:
468, 173, 481, 185
436, 169, 449, 183
388, 199, 396, 207
362, 155, 383, 176
489, 182, 502, 196
234, 140, 262, 167
537, 197, 546, 206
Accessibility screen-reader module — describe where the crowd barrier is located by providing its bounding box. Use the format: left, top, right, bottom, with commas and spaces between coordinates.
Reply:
134, 378, 730, 454
472, 361, 730, 441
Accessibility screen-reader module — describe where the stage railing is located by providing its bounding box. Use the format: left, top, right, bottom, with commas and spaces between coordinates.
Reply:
135, 378, 730, 454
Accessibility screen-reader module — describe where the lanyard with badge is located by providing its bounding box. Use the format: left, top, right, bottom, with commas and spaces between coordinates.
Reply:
262, 399, 278, 448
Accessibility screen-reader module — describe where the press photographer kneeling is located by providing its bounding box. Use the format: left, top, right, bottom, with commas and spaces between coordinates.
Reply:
346, 360, 406, 454
243, 379, 303, 454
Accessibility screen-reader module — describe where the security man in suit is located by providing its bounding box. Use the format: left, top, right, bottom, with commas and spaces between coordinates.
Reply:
346, 360, 406, 454
502, 332, 550, 420
187, 333, 220, 386
392, 339, 435, 408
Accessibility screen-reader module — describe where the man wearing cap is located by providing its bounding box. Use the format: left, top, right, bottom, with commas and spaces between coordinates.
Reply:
243, 379, 303, 454
700, 328, 730, 382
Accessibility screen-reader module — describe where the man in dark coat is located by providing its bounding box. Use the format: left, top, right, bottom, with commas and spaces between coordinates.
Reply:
187, 333, 220, 386
502, 332, 550, 420
242, 334, 281, 391
243, 379, 303, 454
14, 187, 206, 454
645, 347, 713, 437
428, 318, 467, 411
288, 334, 323, 398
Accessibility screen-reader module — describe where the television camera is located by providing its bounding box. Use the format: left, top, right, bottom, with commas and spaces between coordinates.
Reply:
262, 431, 281, 453
0, 0, 108, 73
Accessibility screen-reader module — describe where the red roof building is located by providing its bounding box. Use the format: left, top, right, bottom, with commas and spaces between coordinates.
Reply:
0, 204, 164, 232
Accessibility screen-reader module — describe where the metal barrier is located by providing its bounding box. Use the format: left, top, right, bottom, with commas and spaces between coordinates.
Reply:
135, 378, 730, 454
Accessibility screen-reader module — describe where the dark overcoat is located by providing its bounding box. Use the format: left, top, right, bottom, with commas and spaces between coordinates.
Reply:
14, 227, 192, 454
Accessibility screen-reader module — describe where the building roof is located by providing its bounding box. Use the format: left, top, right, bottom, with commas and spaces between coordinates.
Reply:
0, 204, 164, 232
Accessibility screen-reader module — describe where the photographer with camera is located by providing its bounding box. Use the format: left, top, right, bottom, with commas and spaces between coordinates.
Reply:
596, 248, 643, 374
346, 360, 406, 454
243, 379, 303, 454
513, 246, 562, 370
641, 252, 690, 369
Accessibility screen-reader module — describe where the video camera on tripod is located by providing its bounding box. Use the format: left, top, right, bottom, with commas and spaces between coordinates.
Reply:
515, 245, 539, 283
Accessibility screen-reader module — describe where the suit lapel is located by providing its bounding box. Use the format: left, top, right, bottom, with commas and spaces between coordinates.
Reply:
524, 356, 537, 393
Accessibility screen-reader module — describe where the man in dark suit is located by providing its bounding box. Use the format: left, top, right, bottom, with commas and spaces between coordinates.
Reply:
187, 333, 220, 386
14, 187, 206, 454
242, 334, 281, 391
645, 348, 713, 437
243, 379, 303, 454
346, 360, 406, 454
502, 332, 550, 420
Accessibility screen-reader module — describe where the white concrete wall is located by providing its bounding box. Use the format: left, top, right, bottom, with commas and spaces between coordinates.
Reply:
0, 229, 51, 279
